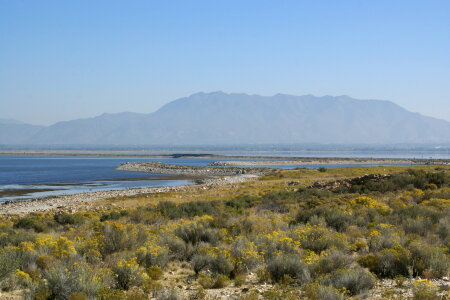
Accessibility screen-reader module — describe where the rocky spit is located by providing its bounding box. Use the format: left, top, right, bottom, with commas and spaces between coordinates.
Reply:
117, 161, 271, 176
0, 174, 258, 215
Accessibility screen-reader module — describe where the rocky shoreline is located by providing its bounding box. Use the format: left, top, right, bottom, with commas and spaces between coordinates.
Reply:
117, 161, 271, 176
0, 173, 258, 215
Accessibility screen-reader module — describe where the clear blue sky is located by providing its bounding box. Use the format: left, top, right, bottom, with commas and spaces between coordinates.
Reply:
1, 0, 449, 125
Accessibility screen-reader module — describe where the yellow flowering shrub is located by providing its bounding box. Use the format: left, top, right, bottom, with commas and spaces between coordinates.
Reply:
112, 257, 148, 290
51, 236, 76, 258
349, 196, 390, 213
136, 242, 169, 267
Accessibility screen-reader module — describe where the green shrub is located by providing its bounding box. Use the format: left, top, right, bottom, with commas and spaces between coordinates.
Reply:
154, 287, 181, 300
36, 254, 56, 270
0, 229, 35, 247
100, 210, 128, 221
44, 262, 113, 299
231, 237, 263, 272
197, 273, 215, 289
295, 207, 353, 231
0, 247, 21, 283
136, 244, 170, 268
394, 275, 407, 287
156, 200, 220, 219
175, 224, 218, 246
297, 226, 348, 253
359, 246, 411, 278
267, 255, 310, 284
321, 268, 376, 296
14, 214, 55, 232
54, 212, 86, 225
147, 266, 164, 280
318, 167, 327, 172
213, 274, 230, 288
234, 274, 246, 287
225, 196, 257, 212
191, 254, 213, 274
304, 283, 347, 300
412, 280, 439, 300
408, 241, 450, 278
312, 250, 353, 277
112, 258, 147, 290
191, 253, 233, 275
97, 221, 139, 255
166, 237, 195, 261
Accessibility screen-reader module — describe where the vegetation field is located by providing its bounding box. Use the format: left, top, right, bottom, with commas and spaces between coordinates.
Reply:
1, 166, 449, 299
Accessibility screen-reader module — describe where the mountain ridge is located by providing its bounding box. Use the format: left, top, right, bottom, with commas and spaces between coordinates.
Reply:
1, 92, 450, 145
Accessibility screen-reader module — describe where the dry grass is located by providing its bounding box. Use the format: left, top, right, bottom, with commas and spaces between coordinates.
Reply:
95, 165, 445, 210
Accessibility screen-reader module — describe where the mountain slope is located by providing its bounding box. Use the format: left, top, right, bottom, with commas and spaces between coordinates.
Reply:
0, 119, 44, 144
2, 92, 450, 145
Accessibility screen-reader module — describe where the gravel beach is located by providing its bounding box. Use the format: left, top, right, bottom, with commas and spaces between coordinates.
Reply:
0, 174, 258, 215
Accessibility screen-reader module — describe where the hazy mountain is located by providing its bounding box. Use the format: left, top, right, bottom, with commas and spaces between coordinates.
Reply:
0, 118, 27, 125
2, 92, 450, 145
0, 119, 44, 145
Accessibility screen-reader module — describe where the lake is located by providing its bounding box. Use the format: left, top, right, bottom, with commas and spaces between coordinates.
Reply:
0, 151, 443, 202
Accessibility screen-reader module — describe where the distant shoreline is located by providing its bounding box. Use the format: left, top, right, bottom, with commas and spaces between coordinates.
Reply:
0, 150, 448, 164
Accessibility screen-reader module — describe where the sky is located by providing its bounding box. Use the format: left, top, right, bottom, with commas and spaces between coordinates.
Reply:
1, 0, 449, 125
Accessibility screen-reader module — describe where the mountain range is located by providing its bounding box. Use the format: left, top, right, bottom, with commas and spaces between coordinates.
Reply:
2, 92, 450, 145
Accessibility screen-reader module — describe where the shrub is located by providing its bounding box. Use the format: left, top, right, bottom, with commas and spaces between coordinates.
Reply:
262, 285, 303, 299
154, 287, 181, 300
147, 266, 164, 280
267, 255, 310, 284
97, 221, 138, 255
320, 268, 376, 296
253, 231, 301, 261
14, 214, 55, 232
437, 217, 450, 242
402, 217, 433, 236
175, 224, 218, 246
408, 241, 450, 278
394, 275, 407, 287
234, 274, 246, 287
68, 292, 88, 300
166, 237, 195, 261
191, 252, 233, 275
0, 247, 21, 283
156, 200, 220, 219
295, 207, 353, 232
209, 254, 234, 275
296, 225, 348, 253
0, 228, 35, 248
213, 274, 230, 288
225, 196, 257, 212
44, 262, 113, 299
198, 273, 215, 289
304, 283, 347, 300
231, 237, 263, 272
318, 167, 327, 172
112, 258, 148, 290
359, 246, 411, 278
36, 254, 56, 270
136, 243, 170, 268
53, 212, 86, 225
100, 210, 128, 221
412, 280, 439, 300
311, 250, 353, 277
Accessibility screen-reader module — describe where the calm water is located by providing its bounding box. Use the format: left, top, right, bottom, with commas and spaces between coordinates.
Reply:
0, 155, 214, 202
0, 152, 438, 202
